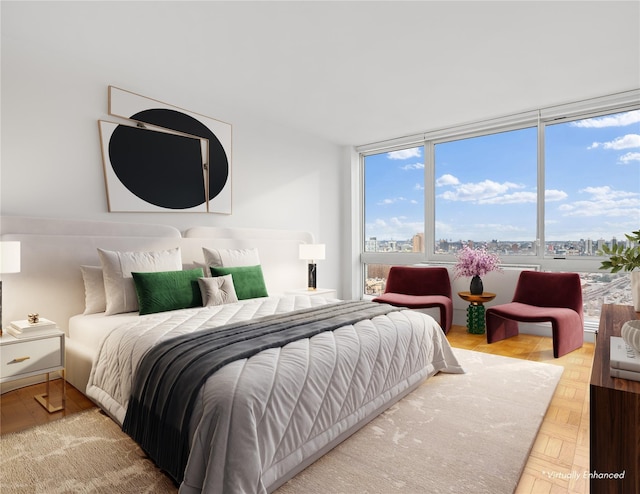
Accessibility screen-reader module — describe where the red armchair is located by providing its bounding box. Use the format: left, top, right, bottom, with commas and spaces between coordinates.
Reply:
371, 266, 452, 334
485, 271, 584, 358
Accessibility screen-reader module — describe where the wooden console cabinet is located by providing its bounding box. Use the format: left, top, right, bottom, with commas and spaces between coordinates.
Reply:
590, 304, 640, 494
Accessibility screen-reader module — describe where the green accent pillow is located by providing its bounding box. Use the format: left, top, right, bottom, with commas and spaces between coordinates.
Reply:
209, 265, 268, 300
132, 268, 204, 315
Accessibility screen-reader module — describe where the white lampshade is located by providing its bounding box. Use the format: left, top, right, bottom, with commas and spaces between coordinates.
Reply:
299, 244, 325, 261
0, 241, 21, 274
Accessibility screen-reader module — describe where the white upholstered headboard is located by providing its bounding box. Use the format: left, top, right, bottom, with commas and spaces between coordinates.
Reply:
0, 216, 313, 333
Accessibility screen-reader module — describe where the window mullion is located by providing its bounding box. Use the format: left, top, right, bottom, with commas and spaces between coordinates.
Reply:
424, 140, 435, 259
537, 113, 545, 260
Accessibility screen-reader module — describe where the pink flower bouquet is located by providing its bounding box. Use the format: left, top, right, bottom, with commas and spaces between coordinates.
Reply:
454, 246, 502, 279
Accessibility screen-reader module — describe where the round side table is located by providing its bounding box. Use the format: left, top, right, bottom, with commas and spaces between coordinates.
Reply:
457, 291, 496, 334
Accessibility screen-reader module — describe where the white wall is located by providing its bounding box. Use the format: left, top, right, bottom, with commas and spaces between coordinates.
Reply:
0, 2, 344, 295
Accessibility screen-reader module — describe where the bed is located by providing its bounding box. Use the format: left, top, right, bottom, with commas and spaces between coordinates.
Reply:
1, 216, 463, 493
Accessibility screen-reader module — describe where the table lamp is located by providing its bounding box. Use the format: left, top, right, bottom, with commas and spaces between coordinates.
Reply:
0, 241, 21, 331
299, 244, 325, 290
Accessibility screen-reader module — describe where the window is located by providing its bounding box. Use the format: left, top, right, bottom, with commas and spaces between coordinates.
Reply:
544, 110, 640, 257
359, 92, 640, 317
434, 127, 537, 255
363, 146, 425, 253
364, 263, 392, 296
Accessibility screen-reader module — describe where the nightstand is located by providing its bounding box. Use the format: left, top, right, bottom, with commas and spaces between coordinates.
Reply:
0, 330, 66, 412
286, 288, 338, 300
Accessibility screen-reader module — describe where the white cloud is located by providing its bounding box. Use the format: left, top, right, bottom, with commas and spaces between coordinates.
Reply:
557, 186, 640, 218
387, 148, 422, 160
377, 196, 407, 206
437, 177, 568, 205
588, 134, 640, 150
479, 191, 537, 204
374, 219, 388, 228
438, 179, 523, 202
435, 221, 529, 242
367, 217, 425, 240
478, 190, 565, 205
571, 110, 640, 128
414, 183, 424, 191
581, 186, 637, 200
475, 223, 527, 233
619, 152, 640, 164
400, 162, 425, 170
545, 189, 569, 202
390, 217, 406, 228
435, 220, 453, 235
436, 174, 460, 187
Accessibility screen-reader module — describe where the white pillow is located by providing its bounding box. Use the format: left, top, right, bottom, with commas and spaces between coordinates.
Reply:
202, 247, 260, 269
198, 275, 239, 306
80, 265, 106, 314
98, 247, 182, 315
193, 260, 211, 277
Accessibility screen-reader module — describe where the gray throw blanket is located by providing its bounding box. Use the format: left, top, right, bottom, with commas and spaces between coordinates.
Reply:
122, 300, 402, 483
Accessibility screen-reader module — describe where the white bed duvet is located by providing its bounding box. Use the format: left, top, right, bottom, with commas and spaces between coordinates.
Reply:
86, 295, 462, 493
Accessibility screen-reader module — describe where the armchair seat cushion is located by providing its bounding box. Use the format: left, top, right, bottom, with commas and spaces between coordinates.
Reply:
372, 293, 452, 311
487, 302, 582, 326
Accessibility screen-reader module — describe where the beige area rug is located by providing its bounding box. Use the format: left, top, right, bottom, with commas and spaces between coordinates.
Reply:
1, 349, 562, 494
276, 348, 563, 493
0, 408, 177, 494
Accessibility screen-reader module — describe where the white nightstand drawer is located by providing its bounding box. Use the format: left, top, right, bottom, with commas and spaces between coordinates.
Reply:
0, 333, 64, 381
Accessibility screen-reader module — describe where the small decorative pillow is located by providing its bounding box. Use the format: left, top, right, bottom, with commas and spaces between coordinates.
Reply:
202, 247, 260, 268
98, 247, 182, 315
210, 265, 268, 300
80, 265, 106, 314
132, 268, 204, 315
197, 274, 239, 306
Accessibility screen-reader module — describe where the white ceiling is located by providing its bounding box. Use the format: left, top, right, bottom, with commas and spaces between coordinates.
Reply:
6, 1, 640, 146
171, 1, 640, 146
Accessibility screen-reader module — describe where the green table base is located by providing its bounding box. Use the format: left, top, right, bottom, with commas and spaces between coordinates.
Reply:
466, 303, 486, 334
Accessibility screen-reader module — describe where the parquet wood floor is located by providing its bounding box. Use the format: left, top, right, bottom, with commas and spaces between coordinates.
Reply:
0, 379, 94, 435
446, 325, 594, 494
0, 325, 594, 493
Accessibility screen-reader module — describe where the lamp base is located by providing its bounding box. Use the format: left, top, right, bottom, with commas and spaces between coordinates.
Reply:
307, 263, 317, 290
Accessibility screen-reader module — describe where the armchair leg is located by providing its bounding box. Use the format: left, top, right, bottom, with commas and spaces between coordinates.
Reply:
551, 324, 584, 358
486, 313, 519, 344
438, 306, 451, 334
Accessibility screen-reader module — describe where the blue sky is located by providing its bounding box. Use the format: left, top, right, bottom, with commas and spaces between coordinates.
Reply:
365, 109, 640, 244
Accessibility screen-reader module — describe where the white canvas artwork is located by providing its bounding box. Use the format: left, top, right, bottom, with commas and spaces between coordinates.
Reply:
99, 86, 232, 214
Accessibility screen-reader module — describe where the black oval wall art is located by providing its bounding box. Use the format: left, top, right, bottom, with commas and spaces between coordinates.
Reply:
101, 86, 232, 213
108, 123, 207, 209
130, 108, 229, 202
